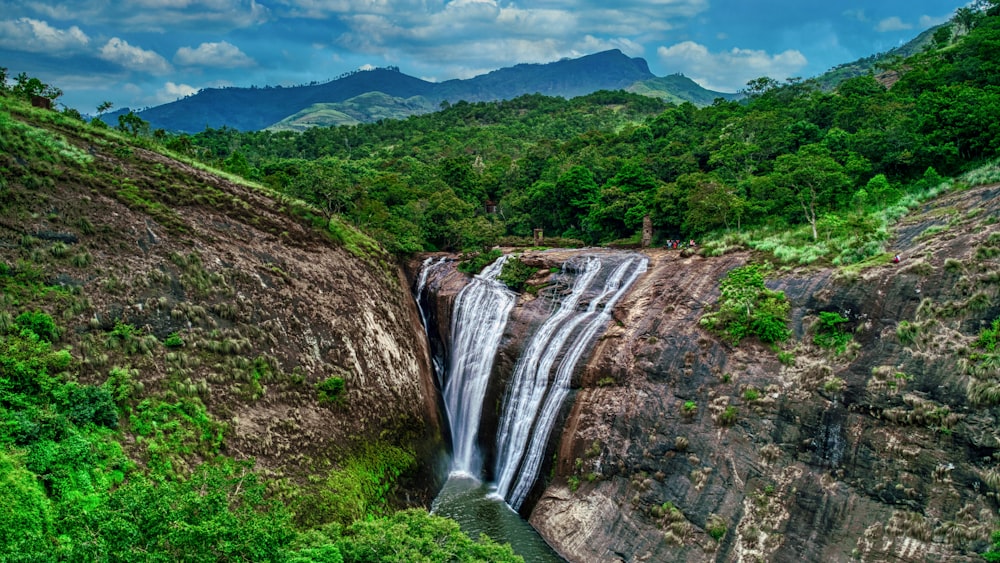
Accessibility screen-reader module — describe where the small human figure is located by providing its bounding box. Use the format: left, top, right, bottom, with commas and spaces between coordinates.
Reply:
893, 254, 901, 264
689, 239, 696, 247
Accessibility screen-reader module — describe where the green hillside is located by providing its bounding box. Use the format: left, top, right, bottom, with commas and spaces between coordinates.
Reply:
267, 93, 438, 132
171, 5, 1000, 266
628, 73, 741, 106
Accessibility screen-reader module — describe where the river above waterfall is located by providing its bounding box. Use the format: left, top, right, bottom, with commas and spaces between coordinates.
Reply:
432, 474, 565, 562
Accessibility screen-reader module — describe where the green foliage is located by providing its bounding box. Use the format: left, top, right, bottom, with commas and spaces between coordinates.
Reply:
700, 264, 790, 345
296, 442, 416, 528
164, 332, 184, 348
0, 451, 54, 561
330, 509, 523, 563
116, 110, 150, 137
128, 397, 225, 477
743, 388, 760, 402
497, 256, 537, 292
457, 248, 503, 275
813, 311, 852, 353
897, 320, 919, 346
777, 350, 796, 366
317, 376, 346, 405
73, 460, 294, 562
568, 475, 580, 492
60, 382, 118, 429
706, 514, 727, 541
718, 405, 738, 426
13, 310, 59, 342
976, 318, 1000, 353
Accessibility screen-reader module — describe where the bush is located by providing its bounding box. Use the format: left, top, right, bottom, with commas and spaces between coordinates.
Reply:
14, 311, 59, 342
333, 509, 523, 563
813, 311, 851, 353
316, 376, 346, 405
718, 406, 738, 426
700, 264, 790, 345
497, 256, 537, 292
457, 248, 502, 275
706, 514, 727, 540
63, 383, 119, 429
164, 332, 184, 348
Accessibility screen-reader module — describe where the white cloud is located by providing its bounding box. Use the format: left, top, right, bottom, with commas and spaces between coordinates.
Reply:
99, 37, 173, 74
19, 0, 269, 32
0, 17, 89, 53
876, 16, 912, 32
656, 41, 807, 92
293, 0, 704, 79
174, 41, 256, 67
155, 81, 198, 103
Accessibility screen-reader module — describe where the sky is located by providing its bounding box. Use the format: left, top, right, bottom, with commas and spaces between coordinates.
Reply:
0, 0, 970, 114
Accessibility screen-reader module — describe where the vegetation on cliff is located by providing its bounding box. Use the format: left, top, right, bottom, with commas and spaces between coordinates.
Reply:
0, 85, 519, 561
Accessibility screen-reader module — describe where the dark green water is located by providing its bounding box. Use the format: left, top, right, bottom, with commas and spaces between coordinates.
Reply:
431, 474, 565, 562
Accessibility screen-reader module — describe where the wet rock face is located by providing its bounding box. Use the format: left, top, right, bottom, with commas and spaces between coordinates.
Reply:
528, 184, 1000, 562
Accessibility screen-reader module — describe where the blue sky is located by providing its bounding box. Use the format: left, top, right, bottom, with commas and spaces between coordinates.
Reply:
0, 0, 968, 114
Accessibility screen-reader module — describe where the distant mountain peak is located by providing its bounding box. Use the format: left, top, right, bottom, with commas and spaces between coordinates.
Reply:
130, 50, 704, 132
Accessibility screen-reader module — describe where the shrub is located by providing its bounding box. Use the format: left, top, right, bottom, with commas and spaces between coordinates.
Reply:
897, 320, 919, 346
743, 388, 760, 402
457, 248, 502, 275
568, 475, 580, 492
164, 332, 184, 348
14, 311, 60, 342
777, 350, 795, 366
700, 263, 790, 345
706, 514, 727, 540
63, 383, 118, 429
497, 256, 537, 292
316, 376, 346, 404
813, 311, 851, 353
681, 401, 698, 417
718, 406, 738, 426
975, 318, 1000, 353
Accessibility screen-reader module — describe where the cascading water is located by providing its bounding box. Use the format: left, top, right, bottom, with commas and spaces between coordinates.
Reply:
440, 255, 515, 476
414, 250, 646, 561
414, 256, 449, 387
493, 253, 648, 509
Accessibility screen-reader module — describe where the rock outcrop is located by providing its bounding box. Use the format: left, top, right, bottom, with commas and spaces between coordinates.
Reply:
530, 183, 1000, 562
413, 183, 1000, 562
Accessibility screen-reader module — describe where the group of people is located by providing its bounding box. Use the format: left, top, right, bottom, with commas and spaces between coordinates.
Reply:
665, 239, 696, 249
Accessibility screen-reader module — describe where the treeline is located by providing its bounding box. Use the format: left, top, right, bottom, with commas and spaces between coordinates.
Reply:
161, 5, 1000, 259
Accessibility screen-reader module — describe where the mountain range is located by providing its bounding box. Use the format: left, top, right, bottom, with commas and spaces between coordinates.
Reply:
119, 49, 738, 133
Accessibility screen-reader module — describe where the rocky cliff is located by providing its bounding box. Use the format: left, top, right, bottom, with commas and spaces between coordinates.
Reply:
530, 183, 1000, 562
1, 104, 444, 511
413, 183, 1000, 562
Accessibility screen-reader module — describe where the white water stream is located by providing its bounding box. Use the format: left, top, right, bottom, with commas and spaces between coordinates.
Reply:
415, 250, 646, 511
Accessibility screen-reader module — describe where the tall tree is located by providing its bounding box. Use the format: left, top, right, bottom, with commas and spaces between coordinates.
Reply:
773, 145, 851, 240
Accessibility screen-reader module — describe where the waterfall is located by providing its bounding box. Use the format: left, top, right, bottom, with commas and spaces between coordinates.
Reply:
414, 256, 449, 387
442, 256, 516, 476
415, 250, 646, 509
494, 254, 648, 509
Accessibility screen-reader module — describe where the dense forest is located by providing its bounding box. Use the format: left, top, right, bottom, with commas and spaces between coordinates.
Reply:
152, 3, 1000, 268
2, 1, 1000, 561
